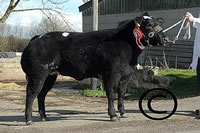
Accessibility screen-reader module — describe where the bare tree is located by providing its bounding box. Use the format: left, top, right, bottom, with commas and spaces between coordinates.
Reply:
30, 14, 73, 37
0, 35, 28, 52
0, 0, 76, 51
0, 24, 11, 36
0, 24, 10, 51
0, 24, 29, 52
0, 0, 69, 25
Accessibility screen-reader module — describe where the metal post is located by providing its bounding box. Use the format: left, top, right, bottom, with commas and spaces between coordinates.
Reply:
91, 0, 98, 90
92, 0, 98, 31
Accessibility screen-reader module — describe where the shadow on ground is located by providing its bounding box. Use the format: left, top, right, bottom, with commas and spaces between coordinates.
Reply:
0, 109, 198, 127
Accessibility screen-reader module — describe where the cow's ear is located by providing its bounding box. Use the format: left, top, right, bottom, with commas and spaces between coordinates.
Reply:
141, 12, 149, 17
135, 16, 143, 27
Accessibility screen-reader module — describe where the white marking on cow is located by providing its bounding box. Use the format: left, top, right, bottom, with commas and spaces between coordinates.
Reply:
39, 35, 43, 38
41, 64, 48, 69
62, 32, 69, 37
143, 16, 152, 19
41, 62, 56, 70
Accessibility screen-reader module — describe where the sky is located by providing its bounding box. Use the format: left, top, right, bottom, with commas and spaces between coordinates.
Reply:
5, 0, 84, 32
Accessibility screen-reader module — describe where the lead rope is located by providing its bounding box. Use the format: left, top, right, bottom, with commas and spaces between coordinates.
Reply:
183, 21, 191, 40
163, 17, 191, 43
160, 17, 191, 68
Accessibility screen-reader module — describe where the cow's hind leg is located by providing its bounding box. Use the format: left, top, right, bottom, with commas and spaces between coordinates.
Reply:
37, 75, 57, 121
25, 75, 47, 125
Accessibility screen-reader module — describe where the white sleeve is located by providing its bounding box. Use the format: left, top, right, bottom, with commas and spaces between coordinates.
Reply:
193, 18, 200, 28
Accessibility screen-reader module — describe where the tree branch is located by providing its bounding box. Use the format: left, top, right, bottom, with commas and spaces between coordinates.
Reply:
0, 0, 18, 24
0, 0, 69, 25
13, 7, 74, 31
13, 0, 21, 9
12, 8, 61, 13
47, 0, 69, 5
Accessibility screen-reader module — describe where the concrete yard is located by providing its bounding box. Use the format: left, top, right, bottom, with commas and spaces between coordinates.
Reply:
0, 83, 200, 133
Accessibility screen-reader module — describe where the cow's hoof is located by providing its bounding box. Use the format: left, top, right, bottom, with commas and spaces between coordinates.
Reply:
110, 116, 120, 122
120, 113, 128, 118
195, 109, 200, 115
41, 118, 48, 121
26, 121, 33, 125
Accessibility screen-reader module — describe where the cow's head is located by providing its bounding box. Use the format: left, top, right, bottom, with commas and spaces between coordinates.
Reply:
133, 13, 169, 50
117, 13, 170, 50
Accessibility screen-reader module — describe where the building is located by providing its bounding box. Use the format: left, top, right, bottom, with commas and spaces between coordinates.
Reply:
79, 0, 200, 68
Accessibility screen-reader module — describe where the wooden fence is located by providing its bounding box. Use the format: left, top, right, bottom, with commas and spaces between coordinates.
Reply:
139, 40, 194, 69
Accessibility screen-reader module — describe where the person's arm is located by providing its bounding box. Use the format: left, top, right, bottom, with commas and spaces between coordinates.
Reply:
185, 12, 200, 28
193, 17, 200, 28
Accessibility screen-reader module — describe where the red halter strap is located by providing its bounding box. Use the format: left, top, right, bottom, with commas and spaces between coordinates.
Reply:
133, 27, 145, 50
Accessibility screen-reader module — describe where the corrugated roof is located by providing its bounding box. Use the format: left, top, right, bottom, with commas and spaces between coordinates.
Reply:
79, 0, 103, 12
79, 0, 200, 16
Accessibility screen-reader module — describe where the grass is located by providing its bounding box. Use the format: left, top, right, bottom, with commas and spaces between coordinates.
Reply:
72, 69, 200, 99
126, 68, 200, 100
124, 91, 143, 100
83, 89, 106, 97
72, 84, 106, 97
159, 68, 199, 98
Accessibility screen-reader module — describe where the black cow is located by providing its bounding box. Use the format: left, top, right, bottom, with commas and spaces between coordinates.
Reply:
21, 13, 169, 125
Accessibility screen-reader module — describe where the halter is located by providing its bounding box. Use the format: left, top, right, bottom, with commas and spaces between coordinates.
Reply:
142, 16, 163, 39
133, 21, 163, 50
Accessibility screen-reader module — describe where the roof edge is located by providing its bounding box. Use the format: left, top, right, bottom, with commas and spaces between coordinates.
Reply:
79, 0, 103, 12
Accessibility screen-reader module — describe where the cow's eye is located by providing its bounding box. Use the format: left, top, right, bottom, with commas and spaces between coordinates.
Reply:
148, 23, 153, 27
146, 23, 154, 29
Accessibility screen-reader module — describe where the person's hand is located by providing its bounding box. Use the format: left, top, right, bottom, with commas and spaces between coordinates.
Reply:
185, 12, 194, 22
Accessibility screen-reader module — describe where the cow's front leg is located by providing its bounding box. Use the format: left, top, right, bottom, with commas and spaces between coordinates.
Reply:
106, 88, 118, 121
117, 81, 129, 118
118, 73, 133, 118
103, 75, 120, 121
